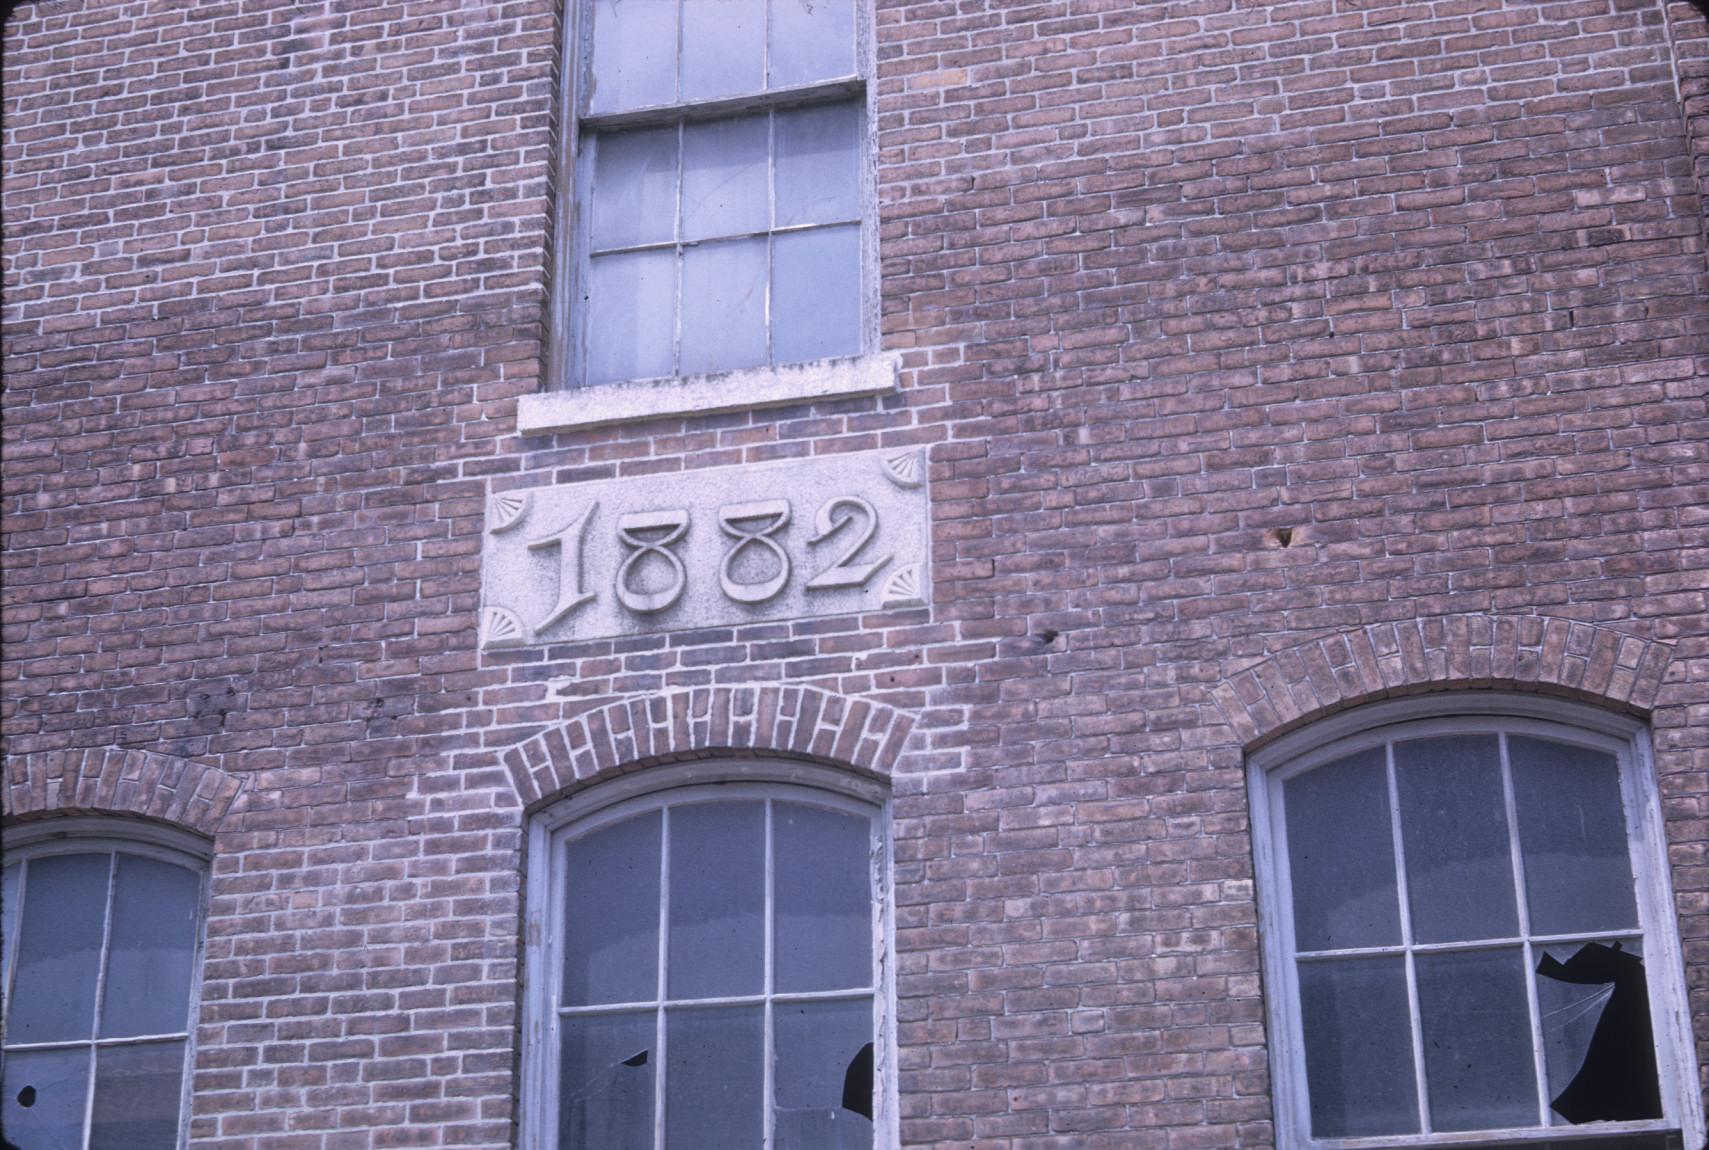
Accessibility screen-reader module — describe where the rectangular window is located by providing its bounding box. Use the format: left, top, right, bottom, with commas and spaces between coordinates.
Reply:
557, 0, 870, 390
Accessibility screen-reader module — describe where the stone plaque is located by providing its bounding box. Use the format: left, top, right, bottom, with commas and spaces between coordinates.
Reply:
480, 448, 930, 648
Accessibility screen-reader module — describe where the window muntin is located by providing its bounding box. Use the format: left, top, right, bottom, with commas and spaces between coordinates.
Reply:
1252, 703, 1700, 1150
532, 776, 890, 1150
562, 0, 870, 389
0, 826, 209, 1150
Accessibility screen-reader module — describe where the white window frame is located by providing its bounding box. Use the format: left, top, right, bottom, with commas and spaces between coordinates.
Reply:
520, 758, 897, 1150
522, 0, 895, 435
1249, 694, 1704, 1150
1, 816, 213, 1150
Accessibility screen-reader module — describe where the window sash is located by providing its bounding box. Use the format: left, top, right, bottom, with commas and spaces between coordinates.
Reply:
574, 99, 866, 386
1249, 702, 1699, 1150
574, 0, 862, 121
525, 774, 894, 1150
552, 0, 873, 392
0, 837, 207, 1150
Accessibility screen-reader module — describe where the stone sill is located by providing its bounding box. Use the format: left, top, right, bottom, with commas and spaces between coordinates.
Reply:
516, 354, 900, 435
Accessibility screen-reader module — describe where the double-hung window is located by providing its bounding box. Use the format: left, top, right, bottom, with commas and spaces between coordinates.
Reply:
558, 0, 870, 391
1250, 697, 1703, 1150
0, 820, 210, 1150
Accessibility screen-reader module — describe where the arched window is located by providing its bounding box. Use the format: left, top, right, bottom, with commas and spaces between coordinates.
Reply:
0, 817, 211, 1150
1250, 696, 1702, 1150
523, 764, 893, 1150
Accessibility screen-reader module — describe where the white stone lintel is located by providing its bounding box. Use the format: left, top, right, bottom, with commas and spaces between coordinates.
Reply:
517, 354, 900, 435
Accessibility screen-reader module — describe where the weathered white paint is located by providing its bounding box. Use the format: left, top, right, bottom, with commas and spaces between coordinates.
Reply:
520, 353, 899, 435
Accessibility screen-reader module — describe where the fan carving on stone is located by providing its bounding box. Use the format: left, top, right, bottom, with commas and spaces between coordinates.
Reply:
880, 563, 925, 608
488, 491, 532, 534
881, 450, 925, 489
482, 605, 528, 648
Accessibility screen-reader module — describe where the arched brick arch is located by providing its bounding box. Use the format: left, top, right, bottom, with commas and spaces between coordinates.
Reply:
3, 747, 245, 837
1211, 614, 1676, 749
503, 684, 916, 809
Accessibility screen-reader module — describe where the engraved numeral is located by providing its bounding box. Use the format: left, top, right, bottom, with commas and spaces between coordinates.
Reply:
806, 495, 891, 590
616, 509, 690, 614
526, 502, 598, 629
718, 500, 792, 604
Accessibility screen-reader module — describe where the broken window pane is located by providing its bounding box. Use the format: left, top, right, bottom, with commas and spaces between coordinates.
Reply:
774, 997, 875, 1150
592, 128, 679, 252
768, 0, 856, 88
1, 1046, 90, 1150
667, 802, 765, 998
1394, 735, 1517, 944
561, 1011, 655, 1150
1536, 940, 1661, 1125
775, 102, 861, 228
773, 226, 861, 365
664, 1005, 763, 1150
100, 856, 200, 1039
9, 853, 110, 1043
775, 801, 872, 992
89, 1040, 184, 1150
681, 0, 764, 101
1297, 956, 1418, 1138
586, 250, 677, 385
1415, 947, 1537, 1131
565, 811, 662, 1007
1511, 737, 1639, 937
678, 238, 768, 377
588, 0, 677, 115
681, 115, 769, 243
1284, 749, 1401, 951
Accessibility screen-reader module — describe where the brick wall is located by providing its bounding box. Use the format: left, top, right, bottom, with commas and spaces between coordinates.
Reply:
4, 1, 1707, 1148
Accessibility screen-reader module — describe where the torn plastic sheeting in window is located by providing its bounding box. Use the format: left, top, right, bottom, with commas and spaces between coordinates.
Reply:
1536, 941, 1662, 1124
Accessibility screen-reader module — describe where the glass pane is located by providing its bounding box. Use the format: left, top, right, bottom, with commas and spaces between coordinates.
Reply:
769, 0, 856, 87
667, 801, 764, 998
776, 101, 861, 228
1536, 939, 1661, 1125
9, 852, 110, 1043
560, 1010, 656, 1150
1415, 947, 1538, 1131
682, 0, 764, 100
679, 238, 767, 377
1297, 956, 1419, 1138
1283, 748, 1401, 951
1511, 736, 1639, 936
586, 249, 676, 384
101, 855, 200, 1039
592, 127, 679, 251
89, 1039, 185, 1150
682, 115, 769, 242
773, 226, 861, 365
1394, 735, 1517, 944
775, 801, 871, 992
2, 862, 18, 1002
565, 811, 662, 1007
664, 1005, 763, 1150
774, 998, 875, 1150
0, 1046, 90, 1150
589, 0, 677, 114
